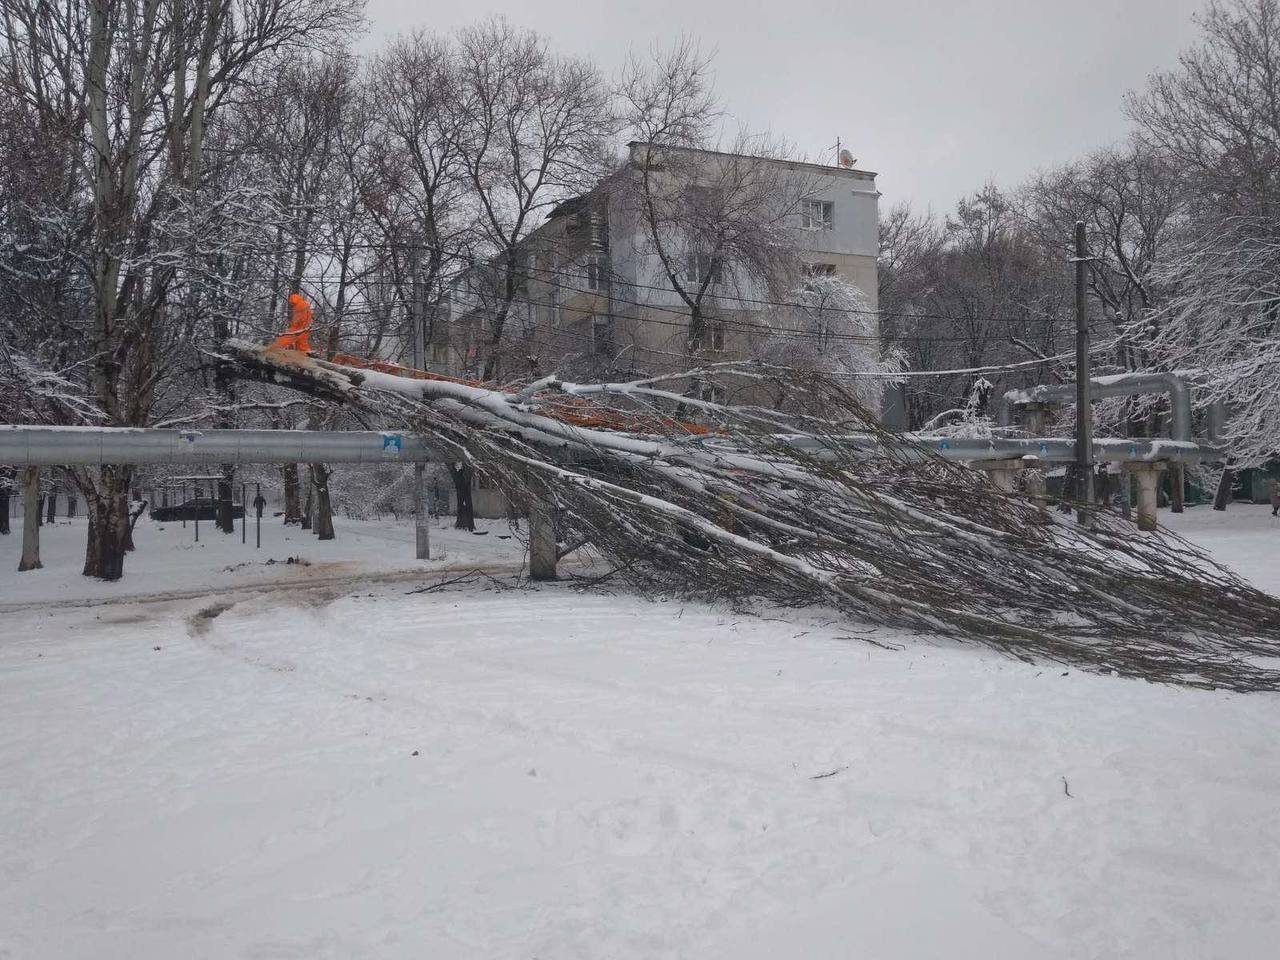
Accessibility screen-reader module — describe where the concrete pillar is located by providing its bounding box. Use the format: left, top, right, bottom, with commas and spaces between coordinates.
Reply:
413, 463, 430, 560
988, 467, 1015, 493
18, 467, 42, 572
1024, 403, 1050, 438
528, 500, 557, 581
1123, 463, 1168, 532
1023, 469, 1048, 509
972, 459, 1026, 494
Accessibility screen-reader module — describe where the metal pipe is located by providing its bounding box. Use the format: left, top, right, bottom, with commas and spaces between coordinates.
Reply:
1004, 372, 1194, 443
747, 434, 1205, 464
2, 425, 1207, 472
0, 427, 441, 467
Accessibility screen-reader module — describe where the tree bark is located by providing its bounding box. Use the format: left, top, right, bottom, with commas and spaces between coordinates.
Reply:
216, 469, 235, 534
46, 491, 57, 524
66, 490, 77, 518
311, 463, 335, 540
0, 467, 11, 533
282, 464, 302, 524
1213, 468, 1233, 511
301, 467, 313, 530
36, 495, 45, 526
18, 467, 42, 571
82, 466, 132, 580
448, 463, 475, 531
128, 499, 148, 543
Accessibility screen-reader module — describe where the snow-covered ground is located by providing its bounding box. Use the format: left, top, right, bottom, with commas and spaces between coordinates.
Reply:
0, 511, 526, 608
2, 506, 1279, 958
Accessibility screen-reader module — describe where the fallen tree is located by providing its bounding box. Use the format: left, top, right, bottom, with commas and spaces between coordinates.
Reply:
223, 339, 1280, 692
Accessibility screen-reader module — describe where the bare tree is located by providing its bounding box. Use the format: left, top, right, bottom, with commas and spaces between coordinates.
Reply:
453, 17, 614, 382
1128, 0, 1280, 486
370, 31, 471, 361
877, 188, 1070, 429
0, 0, 360, 578
1022, 144, 1184, 439
442, 18, 613, 528
617, 42, 813, 361
1127, 0, 1280, 221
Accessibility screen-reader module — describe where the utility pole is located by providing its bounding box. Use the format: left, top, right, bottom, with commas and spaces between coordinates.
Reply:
1073, 221, 1094, 526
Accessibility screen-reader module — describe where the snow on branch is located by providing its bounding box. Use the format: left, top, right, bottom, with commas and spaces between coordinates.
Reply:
221, 338, 1280, 692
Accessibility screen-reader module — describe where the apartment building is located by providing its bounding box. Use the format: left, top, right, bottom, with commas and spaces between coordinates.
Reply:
434, 142, 880, 388
427, 143, 881, 516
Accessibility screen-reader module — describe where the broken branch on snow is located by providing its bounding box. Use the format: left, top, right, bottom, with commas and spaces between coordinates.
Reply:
221, 339, 1280, 692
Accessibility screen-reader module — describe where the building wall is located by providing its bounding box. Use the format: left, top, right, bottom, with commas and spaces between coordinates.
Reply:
432, 146, 882, 427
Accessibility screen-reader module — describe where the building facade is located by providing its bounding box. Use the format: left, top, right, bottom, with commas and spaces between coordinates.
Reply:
435, 144, 879, 383
429, 143, 882, 514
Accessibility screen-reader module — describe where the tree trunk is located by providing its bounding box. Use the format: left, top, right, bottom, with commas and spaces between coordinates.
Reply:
66, 491, 77, 518
46, 491, 57, 524
128, 499, 148, 543
1213, 468, 1233, 511
301, 467, 313, 531
311, 463, 335, 541
36, 495, 45, 526
18, 467, 42, 571
0, 467, 11, 534
1169, 463, 1185, 514
282, 464, 302, 524
121, 486, 136, 551
83, 466, 132, 580
448, 463, 475, 531
215, 468, 235, 534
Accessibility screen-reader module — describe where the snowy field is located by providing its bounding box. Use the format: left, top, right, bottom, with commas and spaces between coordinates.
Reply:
2, 506, 1280, 958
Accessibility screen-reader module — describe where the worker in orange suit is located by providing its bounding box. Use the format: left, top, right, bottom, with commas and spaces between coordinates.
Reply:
272, 292, 313, 352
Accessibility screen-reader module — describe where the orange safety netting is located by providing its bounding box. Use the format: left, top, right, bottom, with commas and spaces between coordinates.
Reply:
272, 296, 711, 437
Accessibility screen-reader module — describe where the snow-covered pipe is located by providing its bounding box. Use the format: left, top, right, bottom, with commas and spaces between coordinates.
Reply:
0, 425, 1206, 468
1003, 373, 1193, 443
745, 434, 1205, 464
0, 426, 440, 467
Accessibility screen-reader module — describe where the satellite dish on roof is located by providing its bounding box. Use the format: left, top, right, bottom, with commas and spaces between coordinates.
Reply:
838, 148, 856, 168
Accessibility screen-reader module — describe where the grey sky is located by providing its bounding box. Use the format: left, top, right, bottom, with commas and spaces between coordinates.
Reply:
364, 0, 1206, 215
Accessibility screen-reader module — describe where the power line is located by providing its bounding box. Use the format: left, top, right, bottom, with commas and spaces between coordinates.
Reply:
205, 236, 1090, 328
278, 269, 1106, 347
512, 258, 1074, 325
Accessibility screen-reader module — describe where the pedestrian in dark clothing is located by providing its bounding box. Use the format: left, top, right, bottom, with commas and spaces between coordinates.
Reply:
253, 493, 267, 519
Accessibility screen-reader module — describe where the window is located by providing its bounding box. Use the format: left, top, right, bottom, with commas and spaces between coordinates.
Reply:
541, 285, 560, 327
709, 318, 726, 352
683, 251, 723, 286
585, 255, 609, 292
801, 200, 835, 231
